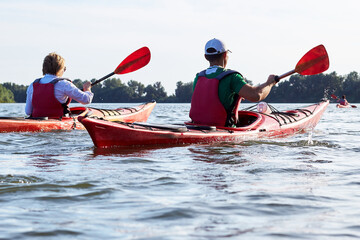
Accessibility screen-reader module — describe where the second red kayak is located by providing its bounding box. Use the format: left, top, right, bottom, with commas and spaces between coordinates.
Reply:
336, 104, 357, 108
79, 100, 329, 148
0, 101, 156, 133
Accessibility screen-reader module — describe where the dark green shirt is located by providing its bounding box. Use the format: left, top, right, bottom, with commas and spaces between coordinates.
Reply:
193, 66, 247, 112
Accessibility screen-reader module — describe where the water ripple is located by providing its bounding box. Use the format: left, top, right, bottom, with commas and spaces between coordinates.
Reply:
137, 207, 196, 221
0, 174, 43, 184
1, 103, 360, 239
23, 229, 81, 238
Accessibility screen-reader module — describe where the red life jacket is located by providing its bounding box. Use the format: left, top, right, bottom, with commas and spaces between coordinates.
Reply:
339, 99, 347, 106
31, 78, 72, 118
189, 70, 242, 126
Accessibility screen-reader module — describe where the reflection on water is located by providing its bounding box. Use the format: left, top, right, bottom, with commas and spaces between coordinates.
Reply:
27, 155, 67, 172
92, 144, 188, 157
188, 144, 248, 165
1, 103, 360, 239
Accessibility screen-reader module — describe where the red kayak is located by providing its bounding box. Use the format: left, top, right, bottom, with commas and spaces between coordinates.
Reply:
336, 104, 350, 108
336, 104, 357, 108
0, 101, 156, 133
79, 100, 329, 148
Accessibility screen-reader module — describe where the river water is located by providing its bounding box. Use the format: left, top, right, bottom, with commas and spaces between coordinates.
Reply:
0, 102, 359, 239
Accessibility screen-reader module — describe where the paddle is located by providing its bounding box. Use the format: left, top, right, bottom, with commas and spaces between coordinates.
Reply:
132, 122, 188, 132
131, 122, 217, 132
330, 94, 337, 100
275, 44, 329, 82
331, 94, 357, 108
91, 47, 151, 86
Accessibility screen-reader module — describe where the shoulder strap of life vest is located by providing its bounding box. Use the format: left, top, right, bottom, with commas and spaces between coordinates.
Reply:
50, 78, 72, 84
218, 70, 242, 126
33, 78, 41, 83
34, 77, 72, 85
51, 78, 72, 113
198, 69, 241, 79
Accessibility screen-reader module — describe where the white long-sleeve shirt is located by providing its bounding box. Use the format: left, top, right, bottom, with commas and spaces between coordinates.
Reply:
25, 74, 94, 116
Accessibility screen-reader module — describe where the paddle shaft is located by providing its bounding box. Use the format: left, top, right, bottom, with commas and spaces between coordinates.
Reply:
276, 70, 296, 82
132, 122, 188, 132
91, 72, 115, 86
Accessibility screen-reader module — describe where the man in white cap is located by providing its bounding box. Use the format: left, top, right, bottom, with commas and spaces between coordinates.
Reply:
189, 38, 277, 127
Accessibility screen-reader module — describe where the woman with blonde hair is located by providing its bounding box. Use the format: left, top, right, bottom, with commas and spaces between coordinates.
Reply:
25, 52, 93, 118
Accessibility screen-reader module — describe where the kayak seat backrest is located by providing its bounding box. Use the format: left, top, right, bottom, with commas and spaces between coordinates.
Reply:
68, 107, 88, 116
237, 113, 258, 127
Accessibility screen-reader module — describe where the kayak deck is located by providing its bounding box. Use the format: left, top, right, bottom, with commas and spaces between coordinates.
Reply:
79, 100, 329, 148
0, 101, 156, 133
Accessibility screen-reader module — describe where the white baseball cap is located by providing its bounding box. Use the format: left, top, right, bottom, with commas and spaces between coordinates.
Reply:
204, 38, 231, 55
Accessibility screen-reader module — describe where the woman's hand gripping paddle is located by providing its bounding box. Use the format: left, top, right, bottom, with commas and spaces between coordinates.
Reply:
91, 47, 151, 86
275, 45, 330, 82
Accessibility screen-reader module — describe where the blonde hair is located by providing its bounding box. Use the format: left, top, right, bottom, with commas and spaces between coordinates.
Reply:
42, 52, 65, 75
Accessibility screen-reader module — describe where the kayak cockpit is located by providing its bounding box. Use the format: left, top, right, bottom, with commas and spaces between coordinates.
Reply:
185, 111, 263, 132
217, 111, 263, 131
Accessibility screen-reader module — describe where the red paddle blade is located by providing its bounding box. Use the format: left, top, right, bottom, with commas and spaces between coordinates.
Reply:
114, 47, 151, 74
331, 94, 337, 99
295, 45, 329, 75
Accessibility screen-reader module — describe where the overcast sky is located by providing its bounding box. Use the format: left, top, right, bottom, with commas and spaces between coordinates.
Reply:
1, 0, 359, 94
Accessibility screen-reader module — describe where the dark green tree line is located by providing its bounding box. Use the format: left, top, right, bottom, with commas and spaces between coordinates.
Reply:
266, 71, 359, 103
1, 71, 359, 103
